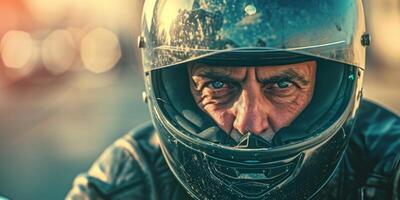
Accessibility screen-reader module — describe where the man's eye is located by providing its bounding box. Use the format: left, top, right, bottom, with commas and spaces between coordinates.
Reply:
274, 80, 293, 89
208, 80, 226, 89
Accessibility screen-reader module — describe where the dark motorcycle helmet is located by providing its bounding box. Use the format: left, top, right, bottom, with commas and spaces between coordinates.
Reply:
139, 0, 368, 199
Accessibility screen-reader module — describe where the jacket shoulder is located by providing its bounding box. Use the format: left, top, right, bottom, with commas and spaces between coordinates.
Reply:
351, 99, 400, 171
344, 99, 400, 198
357, 99, 399, 123
353, 99, 400, 160
66, 122, 161, 200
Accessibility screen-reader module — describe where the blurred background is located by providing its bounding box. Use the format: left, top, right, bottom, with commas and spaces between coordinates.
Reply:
0, 0, 398, 199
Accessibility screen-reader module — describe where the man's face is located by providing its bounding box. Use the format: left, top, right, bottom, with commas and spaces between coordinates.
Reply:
189, 61, 316, 142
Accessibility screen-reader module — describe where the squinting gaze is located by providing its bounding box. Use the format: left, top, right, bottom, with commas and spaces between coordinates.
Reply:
189, 61, 316, 142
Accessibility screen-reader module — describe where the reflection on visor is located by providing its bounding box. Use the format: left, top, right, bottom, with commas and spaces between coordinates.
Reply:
236, 132, 272, 149
142, 0, 366, 71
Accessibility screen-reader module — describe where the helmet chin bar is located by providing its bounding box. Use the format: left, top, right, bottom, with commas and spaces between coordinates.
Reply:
205, 149, 304, 198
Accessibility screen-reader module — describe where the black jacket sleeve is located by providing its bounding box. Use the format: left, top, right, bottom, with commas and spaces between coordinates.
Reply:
66, 122, 158, 200
66, 122, 190, 200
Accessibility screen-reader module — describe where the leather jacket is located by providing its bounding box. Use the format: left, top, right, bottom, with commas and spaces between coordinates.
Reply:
66, 100, 400, 200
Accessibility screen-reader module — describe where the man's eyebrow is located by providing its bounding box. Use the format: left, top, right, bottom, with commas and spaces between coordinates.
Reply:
191, 67, 244, 82
191, 66, 231, 76
195, 71, 242, 83
258, 68, 310, 85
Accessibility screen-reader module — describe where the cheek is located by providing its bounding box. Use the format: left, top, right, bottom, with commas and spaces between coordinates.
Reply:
190, 84, 202, 103
269, 90, 313, 128
190, 84, 236, 132
203, 106, 235, 132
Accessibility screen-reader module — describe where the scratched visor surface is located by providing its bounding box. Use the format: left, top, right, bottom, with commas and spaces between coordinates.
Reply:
141, 0, 366, 71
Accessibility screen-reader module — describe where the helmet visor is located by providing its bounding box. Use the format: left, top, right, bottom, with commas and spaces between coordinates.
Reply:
141, 0, 366, 71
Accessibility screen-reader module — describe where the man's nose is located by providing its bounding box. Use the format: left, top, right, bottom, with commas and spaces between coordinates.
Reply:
232, 88, 271, 136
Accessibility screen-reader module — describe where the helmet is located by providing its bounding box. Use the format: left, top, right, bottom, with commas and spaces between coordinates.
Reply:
140, 0, 368, 199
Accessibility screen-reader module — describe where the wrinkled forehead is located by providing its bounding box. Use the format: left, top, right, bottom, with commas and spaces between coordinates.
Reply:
188, 60, 317, 78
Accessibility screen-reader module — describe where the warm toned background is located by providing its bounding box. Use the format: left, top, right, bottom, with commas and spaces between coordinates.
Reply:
0, 0, 398, 199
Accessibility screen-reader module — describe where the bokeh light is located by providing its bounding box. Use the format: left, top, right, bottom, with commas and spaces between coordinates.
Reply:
1, 31, 34, 69
80, 28, 121, 74
42, 29, 77, 75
